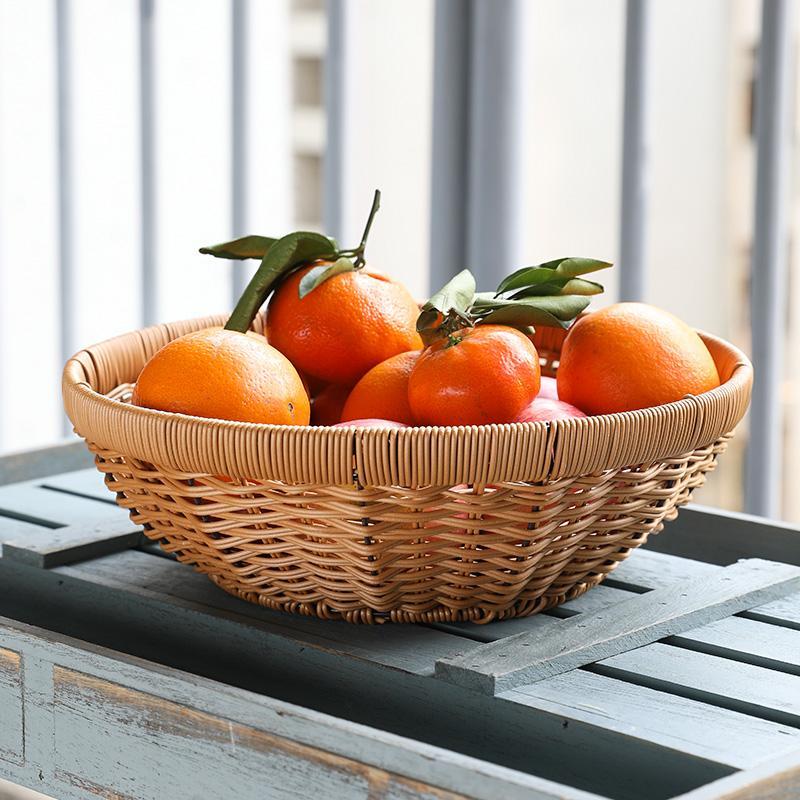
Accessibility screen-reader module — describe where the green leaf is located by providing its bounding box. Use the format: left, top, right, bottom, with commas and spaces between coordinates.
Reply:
199, 235, 278, 260
225, 231, 337, 332
200, 233, 338, 261
510, 277, 604, 298
495, 258, 612, 296
423, 269, 476, 315
298, 257, 355, 299
472, 294, 591, 329
495, 266, 559, 294
538, 257, 612, 276
416, 307, 443, 334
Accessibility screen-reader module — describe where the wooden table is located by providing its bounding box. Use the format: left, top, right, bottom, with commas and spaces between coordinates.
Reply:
0, 449, 799, 800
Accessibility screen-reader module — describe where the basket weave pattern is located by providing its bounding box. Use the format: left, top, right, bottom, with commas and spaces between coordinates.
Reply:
63, 314, 752, 624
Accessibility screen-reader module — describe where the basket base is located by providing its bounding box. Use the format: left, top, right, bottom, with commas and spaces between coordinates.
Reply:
206, 568, 610, 624
93, 434, 729, 625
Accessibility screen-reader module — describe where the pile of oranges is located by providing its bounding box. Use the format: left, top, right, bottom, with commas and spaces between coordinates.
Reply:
132, 193, 721, 428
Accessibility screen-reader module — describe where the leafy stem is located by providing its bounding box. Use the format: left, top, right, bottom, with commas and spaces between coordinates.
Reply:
200, 190, 384, 333
342, 189, 381, 269
417, 258, 613, 345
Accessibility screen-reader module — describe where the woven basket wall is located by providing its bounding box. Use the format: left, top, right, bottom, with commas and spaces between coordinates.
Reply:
63, 313, 753, 624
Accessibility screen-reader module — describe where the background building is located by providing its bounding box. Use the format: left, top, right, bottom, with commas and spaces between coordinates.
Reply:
0, 0, 797, 521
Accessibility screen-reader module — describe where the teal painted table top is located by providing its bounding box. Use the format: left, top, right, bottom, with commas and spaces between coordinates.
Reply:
0, 453, 799, 800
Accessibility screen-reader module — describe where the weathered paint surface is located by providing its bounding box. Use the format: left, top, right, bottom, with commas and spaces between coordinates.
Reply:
436, 559, 800, 694
0, 617, 599, 800
53, 667, 467, 800
0, 647, 23, 765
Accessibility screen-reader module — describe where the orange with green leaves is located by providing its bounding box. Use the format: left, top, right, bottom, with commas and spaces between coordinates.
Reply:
131, 189, 720, 430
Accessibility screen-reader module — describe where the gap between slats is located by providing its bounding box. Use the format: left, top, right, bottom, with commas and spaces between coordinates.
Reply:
38, 483, 119, 507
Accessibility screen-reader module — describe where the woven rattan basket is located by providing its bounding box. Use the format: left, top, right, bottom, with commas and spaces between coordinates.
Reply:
63, 312, 752, 624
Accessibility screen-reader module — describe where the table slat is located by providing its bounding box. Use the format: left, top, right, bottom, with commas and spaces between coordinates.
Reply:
609, 548, 800, 629
502, 670, 800, 770
16, 548, 794, 780
647, 504, 800, 567
668, 616, 800, 674
0, 483, 128, 528
0, 553, 742, 800
2, 615, 589, 800
40, 468, 117, 503
435, 560, 800, 694
1, 517, 143, 568
592, 643, 800, 727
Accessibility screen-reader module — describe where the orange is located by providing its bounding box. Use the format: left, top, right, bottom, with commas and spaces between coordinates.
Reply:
311, 383, 351, 426
341, 350, 420, 425
557, 302, 720, 415
131, 327, 310, 425
266, 264, 422, 385
408, 325, 541, 426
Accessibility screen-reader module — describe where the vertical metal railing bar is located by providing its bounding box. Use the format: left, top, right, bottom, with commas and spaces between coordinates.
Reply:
744, 0, 795, 517
231, 0, 249, 303
139, 0, 157, 326
55, 0, 74, 435
618, 0, 650, 302
428, 0, 471, 293
323, 0, 346, 241
465, 0, 523, 289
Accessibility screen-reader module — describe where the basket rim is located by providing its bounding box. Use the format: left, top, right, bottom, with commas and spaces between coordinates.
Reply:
62, 312, 753, 487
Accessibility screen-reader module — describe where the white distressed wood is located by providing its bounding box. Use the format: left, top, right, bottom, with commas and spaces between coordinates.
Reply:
670, 749, 800, 800
0, 647, 23, 765
746, 597, 800, 631
435, 560, 800, 694
592, 642, 800, 728
0, 472, 139, 563
668, 616, 800, 675
55, 552, 800, 771
39, 467, 116, 503
61, 548, 478, 676
0, 517, 60, 545
0, 555, 738, 799
0, 443, 93, 486
0, 482, 129, 528
438, 562, 800, 678
2, 477, 799, 796
0, 616, 597, 800
609, 548, 800, 630
502, 670, 800, 771
554, 584, 636, 616
2, 517, 143, 568
610, 546, 719, 588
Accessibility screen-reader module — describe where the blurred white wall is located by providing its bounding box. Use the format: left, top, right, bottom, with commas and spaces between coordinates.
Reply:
519, 0, 625, 307
333, 0, 434, 300
0, 0, 61, 452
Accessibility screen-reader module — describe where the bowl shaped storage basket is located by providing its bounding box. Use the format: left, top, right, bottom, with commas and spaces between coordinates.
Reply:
63, 313, 752, 624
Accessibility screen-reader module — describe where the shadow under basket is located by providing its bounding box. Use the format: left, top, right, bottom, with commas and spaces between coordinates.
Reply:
62, 313, 753, 624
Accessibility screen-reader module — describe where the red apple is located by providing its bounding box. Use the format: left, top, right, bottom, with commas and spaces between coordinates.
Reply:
515, 397, 586, 422
332, 419, 409, 429
310, 383, 350, 426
